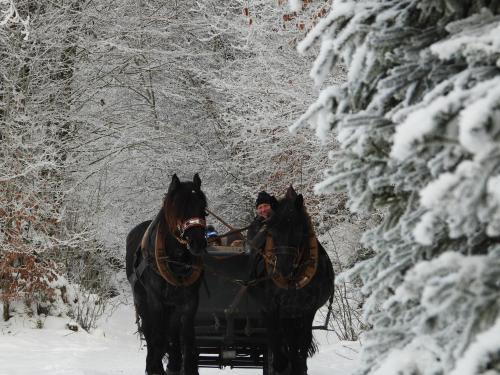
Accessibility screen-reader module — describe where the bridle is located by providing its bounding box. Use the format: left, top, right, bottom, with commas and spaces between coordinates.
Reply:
178, 217, 206, 239
167, 216, 207, 245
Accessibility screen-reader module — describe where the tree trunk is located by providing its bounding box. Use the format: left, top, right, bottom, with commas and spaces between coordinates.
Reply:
3, 301, 10, 322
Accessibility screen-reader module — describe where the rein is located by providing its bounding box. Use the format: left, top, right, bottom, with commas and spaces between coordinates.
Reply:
207, 225, 252, 245
205, 207, 235, 230
205, 207, 251, 243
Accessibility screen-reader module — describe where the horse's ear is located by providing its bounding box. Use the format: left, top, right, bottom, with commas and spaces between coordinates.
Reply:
270, 195, 278, 210
295, 194, 304, 209
168, 174, 181, 193
193, 173, 201, 191
285, 185, 297, 200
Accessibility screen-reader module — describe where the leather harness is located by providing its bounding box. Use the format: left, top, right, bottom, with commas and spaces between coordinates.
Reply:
129, 208, 320, 291
261, 227, 319, 290
128, 210, 205, 289
154, 217, 203, 286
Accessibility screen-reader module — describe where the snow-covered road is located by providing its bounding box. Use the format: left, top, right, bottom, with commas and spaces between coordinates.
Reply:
0, 304, 359, 375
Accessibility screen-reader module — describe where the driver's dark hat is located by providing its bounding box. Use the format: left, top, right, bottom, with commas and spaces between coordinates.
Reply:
255, 191, 273, 207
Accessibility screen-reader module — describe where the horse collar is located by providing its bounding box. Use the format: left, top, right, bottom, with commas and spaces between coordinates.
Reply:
263, 231, 319, 290
154, 219, 202, 287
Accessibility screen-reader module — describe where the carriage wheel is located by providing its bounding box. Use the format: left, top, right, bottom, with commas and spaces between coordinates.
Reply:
263, 346, 274, 375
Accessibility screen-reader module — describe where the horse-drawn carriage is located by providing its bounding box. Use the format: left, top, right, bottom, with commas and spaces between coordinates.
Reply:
196, 245, 271, 372
126, 174, 334, 375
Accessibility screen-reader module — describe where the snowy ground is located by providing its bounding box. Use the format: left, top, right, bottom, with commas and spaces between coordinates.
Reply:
0, 301, 359, 375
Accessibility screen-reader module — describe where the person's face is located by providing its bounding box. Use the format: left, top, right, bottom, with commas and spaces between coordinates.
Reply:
256, 203, 271, 219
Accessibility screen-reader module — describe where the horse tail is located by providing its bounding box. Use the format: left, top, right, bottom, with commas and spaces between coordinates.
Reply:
308, 336, 318, 357
133, 303, 147, 348
125, 220, 151, 280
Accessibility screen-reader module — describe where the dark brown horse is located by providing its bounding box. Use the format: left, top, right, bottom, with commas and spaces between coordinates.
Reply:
126, 174, 207, 375
250, 186, 334, 375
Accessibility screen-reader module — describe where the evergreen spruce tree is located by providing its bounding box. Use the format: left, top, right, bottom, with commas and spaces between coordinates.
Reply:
294, 1, 500, 374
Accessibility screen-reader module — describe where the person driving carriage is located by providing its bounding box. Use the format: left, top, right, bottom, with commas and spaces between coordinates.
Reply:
246, 191, 277, 252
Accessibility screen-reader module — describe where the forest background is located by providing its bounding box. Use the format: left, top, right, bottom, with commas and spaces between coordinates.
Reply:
0, 0, 367, 333
4, 1, 500, 375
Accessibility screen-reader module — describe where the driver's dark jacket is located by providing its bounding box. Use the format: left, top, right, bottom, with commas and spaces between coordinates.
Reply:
247, 216, 265, 247
246, 215, 271, 260
245, 216, 268, 279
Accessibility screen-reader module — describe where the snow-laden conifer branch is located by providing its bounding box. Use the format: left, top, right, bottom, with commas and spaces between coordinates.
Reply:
298, 0, 500, 374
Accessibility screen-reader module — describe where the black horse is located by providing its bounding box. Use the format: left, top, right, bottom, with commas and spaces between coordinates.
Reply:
125, 174, 207, 375
250, 186, 334, 375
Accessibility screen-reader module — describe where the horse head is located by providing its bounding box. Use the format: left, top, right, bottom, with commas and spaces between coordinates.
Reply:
266, 185, 310, 279
163, 173, 208, 255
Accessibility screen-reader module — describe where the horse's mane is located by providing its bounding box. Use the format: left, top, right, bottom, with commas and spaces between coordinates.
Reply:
271, 195, 311, 233
163, 181, 207, 232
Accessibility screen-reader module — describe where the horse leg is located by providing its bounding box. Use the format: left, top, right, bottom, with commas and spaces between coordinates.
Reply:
180, 312, 199, 375
138, 294, 167, 375
285, 317, 303, 375
265, 312, 288, 374
289, 313, 315, 375
165, 312, 182, 375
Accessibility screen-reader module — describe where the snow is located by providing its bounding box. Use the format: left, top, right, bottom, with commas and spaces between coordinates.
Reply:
0, 300, 360, 375
371, 336, 443, 375
390, 251, 486, 317
412, 211, 437, 246
0, 0, 29, 40
488, 175, 500, 204
348, 43, 367, 84
458, 80, 500, 155
430, 9, 500, 62
293, 0, 500, 374
450, 315, 500, 375
290, 86, 343, 141
391, 93, 461, 160
310, 39, 337, 87
297, 2, 356, 55
419, 172, 461, 209
288, 0, 302, 13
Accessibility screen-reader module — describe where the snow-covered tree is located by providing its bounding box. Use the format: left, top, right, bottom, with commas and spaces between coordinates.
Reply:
0, 0, 117, 323
0, 0, 77, 316
294, 1, 500, 374
73, 0, 354, 250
